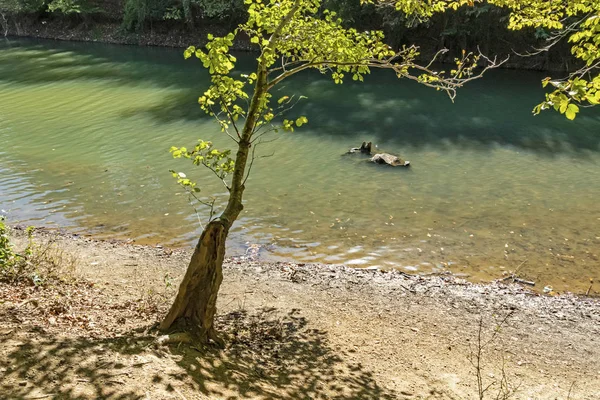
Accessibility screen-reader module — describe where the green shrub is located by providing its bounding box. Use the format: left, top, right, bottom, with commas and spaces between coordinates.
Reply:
0, 220, 76, 286
123, 0, 171, 31
0, 218, 28, 280
1, 0, 99, 15
0, 217, 16, 269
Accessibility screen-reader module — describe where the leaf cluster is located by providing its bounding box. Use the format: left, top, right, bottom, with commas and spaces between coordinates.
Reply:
0, 0, 94, 14
170, 140, 235, 184
495, 0, 600, 118
184, 0, 493, 139
372, 0, 600, 119
123, 0, 173, 31
169, 141, 236, 224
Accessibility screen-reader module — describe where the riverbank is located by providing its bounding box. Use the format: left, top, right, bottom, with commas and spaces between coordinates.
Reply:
0, 13, 572, 71
1, 226, 599, 399
1, 15, 253, 50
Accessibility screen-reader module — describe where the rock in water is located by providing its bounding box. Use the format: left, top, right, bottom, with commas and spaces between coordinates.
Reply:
347, 141, 372, 154
345, 142, 410, 167
370, 153, 410, 167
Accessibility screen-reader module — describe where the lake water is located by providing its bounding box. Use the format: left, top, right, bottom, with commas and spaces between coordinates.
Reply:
1, 38, 599, 293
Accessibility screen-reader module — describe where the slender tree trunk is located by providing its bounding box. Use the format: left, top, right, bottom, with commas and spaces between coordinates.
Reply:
159, 0, 300, 345
158, 139, 252, 344
158, 219, 228, 343
159, 95, 262, 345
0, 12, 8, 37
182, 0, 194, 29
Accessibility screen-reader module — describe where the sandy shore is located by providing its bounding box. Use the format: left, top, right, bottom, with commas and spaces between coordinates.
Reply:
1, 227, 599, 399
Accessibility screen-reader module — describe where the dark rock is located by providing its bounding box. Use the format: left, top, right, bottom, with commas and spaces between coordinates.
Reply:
348, 141, 372, 154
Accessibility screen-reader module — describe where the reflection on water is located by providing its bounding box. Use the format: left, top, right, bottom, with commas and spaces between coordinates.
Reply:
1, 38, 599, 293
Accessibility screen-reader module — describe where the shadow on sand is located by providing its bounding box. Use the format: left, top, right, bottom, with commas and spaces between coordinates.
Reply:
1, 308, 397, 399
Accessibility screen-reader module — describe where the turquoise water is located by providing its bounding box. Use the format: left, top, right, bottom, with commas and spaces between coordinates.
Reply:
1, 38, 599, 293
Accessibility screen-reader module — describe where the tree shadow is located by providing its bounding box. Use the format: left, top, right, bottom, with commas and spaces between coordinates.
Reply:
0, 38, 202, 89
0, 309, 397, 399
115, 59, 600, 156
280, 69, 600, 156
0, 327, 155, 399
171, 308, 397, 399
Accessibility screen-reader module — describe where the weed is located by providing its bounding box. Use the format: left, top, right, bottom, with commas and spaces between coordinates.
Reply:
0, 220, 77, 286
0, 216, 24, 277
469, 311, 521, 400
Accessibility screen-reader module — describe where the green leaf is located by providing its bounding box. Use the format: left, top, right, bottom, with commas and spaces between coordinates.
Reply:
565, 103, 579, 120
559, 103, 568, 114
295, 116, 308, 127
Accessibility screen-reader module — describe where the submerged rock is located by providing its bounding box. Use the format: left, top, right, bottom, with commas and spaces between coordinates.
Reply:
370, 153, 410, 167
346, 142, 410, 167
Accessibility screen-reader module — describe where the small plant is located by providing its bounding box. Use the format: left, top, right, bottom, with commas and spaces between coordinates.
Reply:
0, 220, 77, 285
25, 236, 78, 285
24, 226, 34, 257
0, 217, 22, 276
164, 272, 173, 290
162, 6, 182, 20
469, 311, 521, 400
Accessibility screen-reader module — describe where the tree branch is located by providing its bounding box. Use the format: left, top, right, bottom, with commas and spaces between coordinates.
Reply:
267, 49, 508, 101
242, 138, 276, 186
217, 94, 243, 141
512, 15, 589, 58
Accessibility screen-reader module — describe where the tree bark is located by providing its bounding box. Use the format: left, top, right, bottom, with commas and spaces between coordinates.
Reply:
158, 219, 228, 344
0, 12, 8, 37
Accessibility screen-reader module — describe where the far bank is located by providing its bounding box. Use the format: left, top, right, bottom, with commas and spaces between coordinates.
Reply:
0, 3, 577, 72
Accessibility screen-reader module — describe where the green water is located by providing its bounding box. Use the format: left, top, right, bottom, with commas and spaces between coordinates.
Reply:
1, 38, 600, 293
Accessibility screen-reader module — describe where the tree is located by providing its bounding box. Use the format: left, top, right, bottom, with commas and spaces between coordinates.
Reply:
372, 0, 600, 120
123, 0, 171, 31
160, 0, 600, 346
158, 0, 506, 345
496, 0, 600, 120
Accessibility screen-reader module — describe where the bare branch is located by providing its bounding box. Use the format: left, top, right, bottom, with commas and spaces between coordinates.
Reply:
179, 185, 219, 229
242, 138, 277, 186
512, 15, 589, 58
266, 49, 508, 101
251, 123, 282, 142
217, 93, 243, 141
469, 311, 516, 400
566, 381, 576, 400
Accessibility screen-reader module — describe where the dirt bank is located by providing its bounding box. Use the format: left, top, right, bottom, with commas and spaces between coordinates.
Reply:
1, 15, 251, 50
1, 13, 571, 71
1, 227, 599, 399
